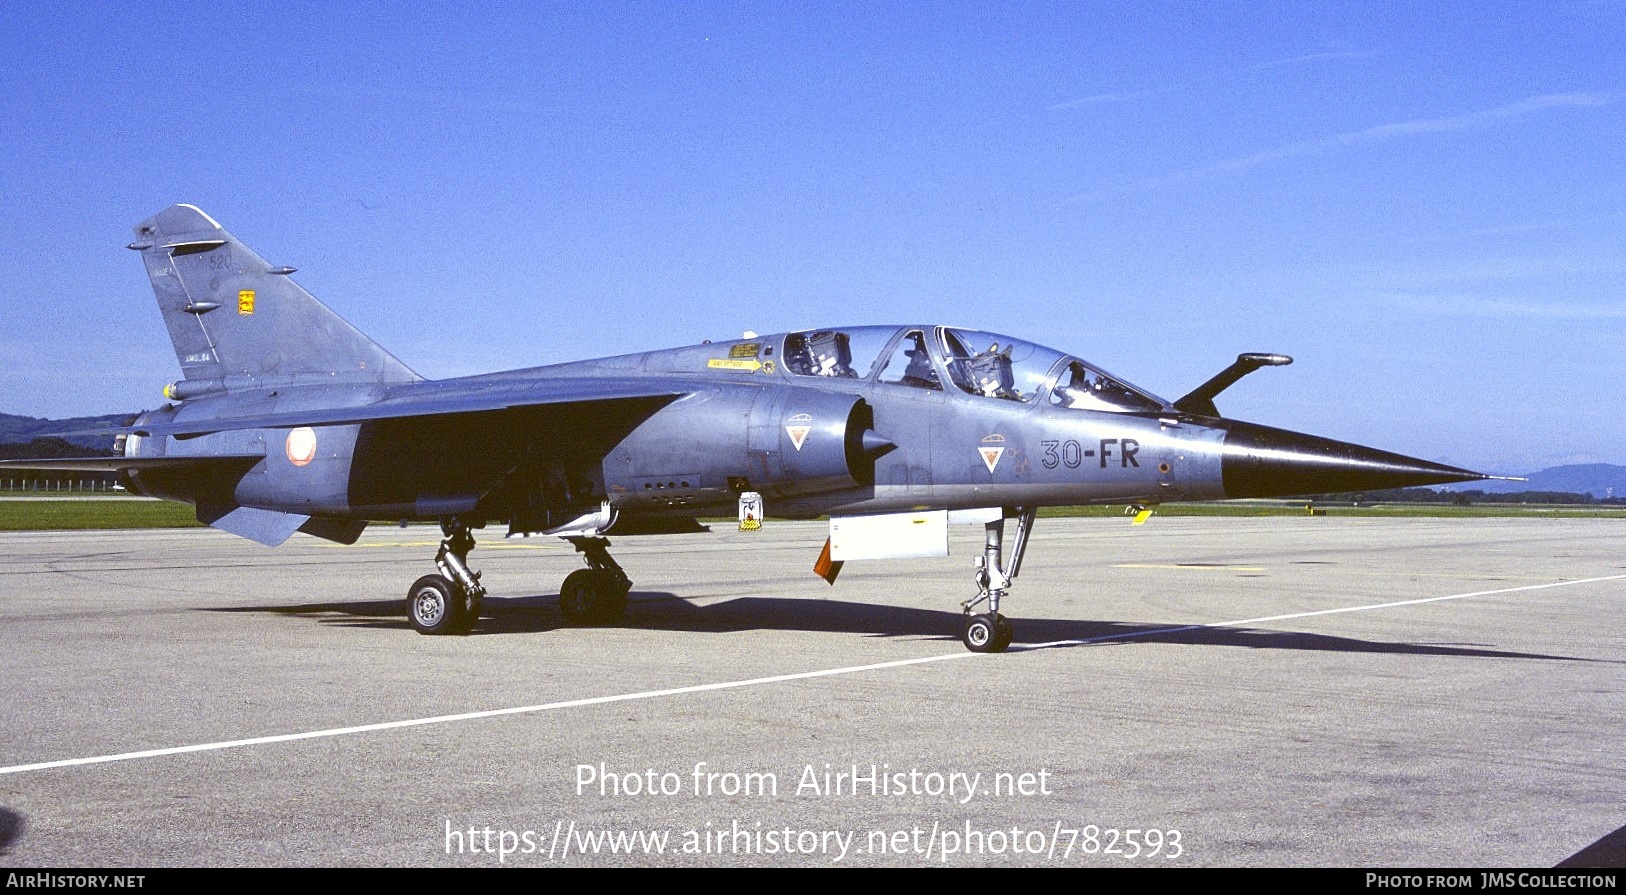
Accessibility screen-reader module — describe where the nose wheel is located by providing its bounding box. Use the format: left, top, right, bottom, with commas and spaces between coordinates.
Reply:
962, 612, 1014, 653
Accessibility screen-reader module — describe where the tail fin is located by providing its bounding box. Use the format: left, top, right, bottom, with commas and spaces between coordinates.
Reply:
131, 204, 419, 385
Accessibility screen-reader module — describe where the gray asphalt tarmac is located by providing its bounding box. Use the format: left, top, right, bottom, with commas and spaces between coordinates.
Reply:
1, 516, 1622, 867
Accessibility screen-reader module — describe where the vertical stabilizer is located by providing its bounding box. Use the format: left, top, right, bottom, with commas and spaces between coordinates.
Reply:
131, 204, 419, 384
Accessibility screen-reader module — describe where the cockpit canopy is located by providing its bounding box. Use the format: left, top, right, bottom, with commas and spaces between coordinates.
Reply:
781, 325, 1167, 413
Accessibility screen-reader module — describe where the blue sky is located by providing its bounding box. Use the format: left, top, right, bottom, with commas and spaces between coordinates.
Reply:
1, 2, 1620, 473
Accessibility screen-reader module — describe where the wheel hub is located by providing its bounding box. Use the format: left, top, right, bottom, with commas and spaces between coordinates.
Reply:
413, 588, 445, 625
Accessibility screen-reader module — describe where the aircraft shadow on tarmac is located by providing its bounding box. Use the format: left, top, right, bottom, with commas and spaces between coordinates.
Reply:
0, 807, 23, 855
202, 592, 1605, 663
1558, 824, 1626, 868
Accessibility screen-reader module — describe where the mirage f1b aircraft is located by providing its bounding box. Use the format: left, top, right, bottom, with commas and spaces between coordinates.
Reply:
6, 205, 1490, 652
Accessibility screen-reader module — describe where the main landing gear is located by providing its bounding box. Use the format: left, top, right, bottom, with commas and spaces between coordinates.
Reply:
960, 507, 1036, 653
407, 522, 633, 634
408, 518, 487, 635
558, 536, 631, 625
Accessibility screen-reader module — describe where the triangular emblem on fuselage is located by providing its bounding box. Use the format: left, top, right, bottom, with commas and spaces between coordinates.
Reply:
979, 433, 1007, 474
979, 446, 1004, 474
786, 413, 814, 452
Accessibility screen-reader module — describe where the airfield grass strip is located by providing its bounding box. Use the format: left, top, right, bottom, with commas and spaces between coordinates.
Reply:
0, 498, 203, 531
0, 496, 1621, 532
1038, 503, 1626, 519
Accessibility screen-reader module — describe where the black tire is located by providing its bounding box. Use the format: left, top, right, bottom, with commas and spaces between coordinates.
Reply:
407, 574, 473, 635
558, 569, 596, 624
594, 569, 629, 622
458, 592, 482, 635
991, 614, 1014, 652
962, 613, 1011, 653
559, 569, 629, 625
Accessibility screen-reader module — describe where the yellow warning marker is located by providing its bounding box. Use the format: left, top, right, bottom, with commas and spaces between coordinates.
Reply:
707, 358, 761, 372
1131, 506, 1155, 525
238, 289, 255, 315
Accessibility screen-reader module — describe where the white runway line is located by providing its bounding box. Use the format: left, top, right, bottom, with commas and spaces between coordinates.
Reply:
4, 573, 1621, 777
1026, 573, 1626, 649
0, 654, 970, 776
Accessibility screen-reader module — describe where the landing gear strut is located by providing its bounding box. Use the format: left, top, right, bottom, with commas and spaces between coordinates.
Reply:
960, 507, 1035, 653
407, 518, 487, 635
558, 536, 631, 625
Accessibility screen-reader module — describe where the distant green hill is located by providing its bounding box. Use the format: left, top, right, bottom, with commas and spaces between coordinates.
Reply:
0, 412, 135, 453
1471, 464, 1626, 500
1433, 463, 1626, 500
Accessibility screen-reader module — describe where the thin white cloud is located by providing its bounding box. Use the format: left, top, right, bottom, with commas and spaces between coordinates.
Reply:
1071, 92, 1615, 202
1049, 89, 1159, 111
1253, 49, 1380, 69
1357, 253, 1626, 285
1407, 214, 1626, 244
1365, 291, 1626, 320
291, 81, 567, 117
1194, 92, 1614, 177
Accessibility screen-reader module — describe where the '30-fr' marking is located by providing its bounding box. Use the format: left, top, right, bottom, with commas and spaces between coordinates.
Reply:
1041, 438, 1140, 469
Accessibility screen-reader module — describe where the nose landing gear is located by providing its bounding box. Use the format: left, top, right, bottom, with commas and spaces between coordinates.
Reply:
959, 507, 1034, 653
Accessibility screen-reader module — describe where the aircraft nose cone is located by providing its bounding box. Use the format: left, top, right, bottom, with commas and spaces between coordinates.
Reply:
1220, 421, 1486, 499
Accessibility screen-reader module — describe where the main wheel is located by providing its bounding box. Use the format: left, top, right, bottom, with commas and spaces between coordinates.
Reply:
559, 569, 629, 625
593, 572, 629, 623
962, 613, 1013, 653
407, 574, 474, 635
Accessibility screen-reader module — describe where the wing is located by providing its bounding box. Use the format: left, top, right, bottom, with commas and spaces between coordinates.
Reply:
0, 456, 262, 473
127, 377, 688, 439
4, 379, 692, 545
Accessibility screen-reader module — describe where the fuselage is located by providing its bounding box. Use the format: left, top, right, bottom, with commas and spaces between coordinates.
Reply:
120, 324, 1479, 535
53, 203, 1492, 647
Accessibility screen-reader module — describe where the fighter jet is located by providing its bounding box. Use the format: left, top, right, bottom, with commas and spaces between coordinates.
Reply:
5, 205, 1490, 652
